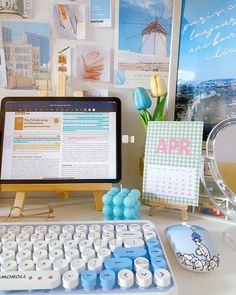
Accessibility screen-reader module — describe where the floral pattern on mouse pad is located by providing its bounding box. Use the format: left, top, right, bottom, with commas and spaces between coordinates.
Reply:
143, 121, 203, 206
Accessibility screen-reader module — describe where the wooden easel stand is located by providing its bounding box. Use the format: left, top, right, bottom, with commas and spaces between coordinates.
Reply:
2, 71, 111, 217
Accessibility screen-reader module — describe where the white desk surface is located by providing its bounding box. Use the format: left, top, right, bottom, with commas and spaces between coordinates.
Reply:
0, 196, 235, 295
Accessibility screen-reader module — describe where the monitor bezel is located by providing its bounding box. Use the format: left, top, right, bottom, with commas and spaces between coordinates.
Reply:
0, 97, 121, 184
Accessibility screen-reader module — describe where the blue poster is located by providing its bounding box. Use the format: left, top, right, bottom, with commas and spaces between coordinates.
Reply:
175, 0, 236, 140
90, 0, 112, 27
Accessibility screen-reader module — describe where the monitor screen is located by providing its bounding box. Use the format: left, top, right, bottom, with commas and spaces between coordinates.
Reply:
0, 97, 121, 183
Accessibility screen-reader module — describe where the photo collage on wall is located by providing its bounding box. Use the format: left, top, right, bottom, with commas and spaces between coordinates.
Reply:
0, 0, 113, 93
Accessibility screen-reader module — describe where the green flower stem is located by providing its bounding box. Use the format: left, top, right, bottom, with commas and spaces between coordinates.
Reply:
140, 113, 147, 131
153, 94, 167, 121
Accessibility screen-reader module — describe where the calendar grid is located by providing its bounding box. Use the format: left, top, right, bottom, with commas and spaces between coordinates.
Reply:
142, 121, 203, 206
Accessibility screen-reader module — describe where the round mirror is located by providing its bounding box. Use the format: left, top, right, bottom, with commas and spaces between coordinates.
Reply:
214, 124, 236, 195
202, 117, 236, 249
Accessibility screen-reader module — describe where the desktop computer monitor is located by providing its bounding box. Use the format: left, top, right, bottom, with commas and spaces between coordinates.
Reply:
0, 97, 121, 184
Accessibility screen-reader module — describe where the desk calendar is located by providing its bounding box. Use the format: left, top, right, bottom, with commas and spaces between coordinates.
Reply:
143, 121, 203, 206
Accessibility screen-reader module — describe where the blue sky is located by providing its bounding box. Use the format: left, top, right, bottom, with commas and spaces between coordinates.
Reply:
119, 0, 173, 54
2, 22, 50, 43
178, 0, 236, 81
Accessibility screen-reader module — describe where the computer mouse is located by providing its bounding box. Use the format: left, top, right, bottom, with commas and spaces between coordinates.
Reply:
165, 224, 220, 272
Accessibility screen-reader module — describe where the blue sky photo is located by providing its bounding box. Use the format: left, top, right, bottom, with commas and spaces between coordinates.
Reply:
2, 22, 50, 42
178, 0, 236, 81
119, 0, 173, 55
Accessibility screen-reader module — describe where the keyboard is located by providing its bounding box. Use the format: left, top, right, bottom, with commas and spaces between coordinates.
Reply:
0, 220, 177, 294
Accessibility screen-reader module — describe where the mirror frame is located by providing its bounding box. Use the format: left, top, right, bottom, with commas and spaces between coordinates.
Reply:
202, 117, 236, 220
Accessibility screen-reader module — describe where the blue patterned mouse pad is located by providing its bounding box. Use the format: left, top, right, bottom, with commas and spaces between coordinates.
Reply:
142, 121, 203, 206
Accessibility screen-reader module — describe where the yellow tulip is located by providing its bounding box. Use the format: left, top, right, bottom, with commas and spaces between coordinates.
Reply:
150, 75, 167, 97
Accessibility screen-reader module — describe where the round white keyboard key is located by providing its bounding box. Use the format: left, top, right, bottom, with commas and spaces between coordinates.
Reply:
142, 223, 155, 232
102, 224, 114, 232
129, 224, 141, 231
63, 270, 79, 290
89, 224, 101, 233
74, 232, 86, 243
16, 232, 30, 244
124, 239, 144, 248
0, 225, 7, 236
118, 269, 134, 289
81, 248, 95, 263
21, 225, 34, 235
134, 257, 149, 272
79, 239, 92, 251
154, 268, 171, 288
97, 248, 111, 261
144, 231, 157, 241
64, 240, 77, 252
53, 259, 69, 275
94, 239, 107, 252
45, 232, 58, 243
3, 241, 17, 252
136, 269, 152, 288
75, 225, 87, 234
1, 260, 17, 272
16, 249, 31, 263
109, 239, 122, 251
102, 231, 114, 243
70, 258, 86, 274
2, 233, 15, 243
33, 249, 48, 263
18, 240, 32, 251
0, 250, 15, 264
65, 249, 80, 263
34, 240, 48, 251
59, 232, 72, 243
31, 232, 44, 243
49, 240, 62, 251
7, 226, 21, 235
18, 259, 35, 271
87, 258, 103, 272
88, 231, 100, 243
62, 225, 75, 234
116, 224, 127, 232
49, 225, 61, 235
35, 225, 48, 235
49, 249, 64, 263
36, 259, 52, 271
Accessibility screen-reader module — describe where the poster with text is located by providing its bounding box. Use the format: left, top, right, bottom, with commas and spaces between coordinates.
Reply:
175, 0, 236, 140
114, 0, 174, 89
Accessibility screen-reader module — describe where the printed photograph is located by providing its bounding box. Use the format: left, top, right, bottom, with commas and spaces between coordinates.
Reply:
53, 4, 86, 40
77, 45, 110, 82
0, 49, 7, 87
175, 0, 236, 140
114, 0, 174, 88
0, 0, 33, 19
2, 21, 51, 90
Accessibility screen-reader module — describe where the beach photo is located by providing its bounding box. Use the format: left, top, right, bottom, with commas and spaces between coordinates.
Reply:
2, 21, 51, 90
